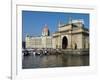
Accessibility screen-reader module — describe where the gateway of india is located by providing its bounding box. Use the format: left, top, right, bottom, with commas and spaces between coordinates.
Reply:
25, 19, 89, 50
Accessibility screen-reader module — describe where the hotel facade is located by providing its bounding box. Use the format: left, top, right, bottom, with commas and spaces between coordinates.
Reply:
25, 19, 89, 49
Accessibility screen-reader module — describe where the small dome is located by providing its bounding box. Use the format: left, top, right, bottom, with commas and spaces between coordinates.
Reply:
42, 24, 50, 36
43, 24, 49, 33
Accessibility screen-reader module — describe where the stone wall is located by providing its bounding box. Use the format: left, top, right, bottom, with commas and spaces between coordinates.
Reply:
25, 36, 52, 49
72, 34, 83, 49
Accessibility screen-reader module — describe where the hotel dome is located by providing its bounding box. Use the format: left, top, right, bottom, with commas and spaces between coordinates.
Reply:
42, 24, 50, 36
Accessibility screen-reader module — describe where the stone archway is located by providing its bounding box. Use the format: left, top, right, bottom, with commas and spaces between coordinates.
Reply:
62, 36, 68, 49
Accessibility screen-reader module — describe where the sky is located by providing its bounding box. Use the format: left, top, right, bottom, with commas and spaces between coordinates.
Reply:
22, 11, 89, 41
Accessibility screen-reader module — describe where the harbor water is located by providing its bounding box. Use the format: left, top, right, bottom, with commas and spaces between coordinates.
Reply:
22, 53, 89, 69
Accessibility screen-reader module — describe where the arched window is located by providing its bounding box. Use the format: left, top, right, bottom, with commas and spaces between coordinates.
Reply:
73, 43, 77, 49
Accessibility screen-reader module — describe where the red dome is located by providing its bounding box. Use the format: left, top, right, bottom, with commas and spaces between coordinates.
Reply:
43, 24, 49, 33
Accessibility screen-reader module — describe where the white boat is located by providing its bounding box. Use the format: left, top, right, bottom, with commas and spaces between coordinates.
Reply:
33, 52, 36, 55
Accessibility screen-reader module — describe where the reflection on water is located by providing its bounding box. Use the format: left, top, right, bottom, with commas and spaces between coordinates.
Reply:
22, 54, 89, 69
